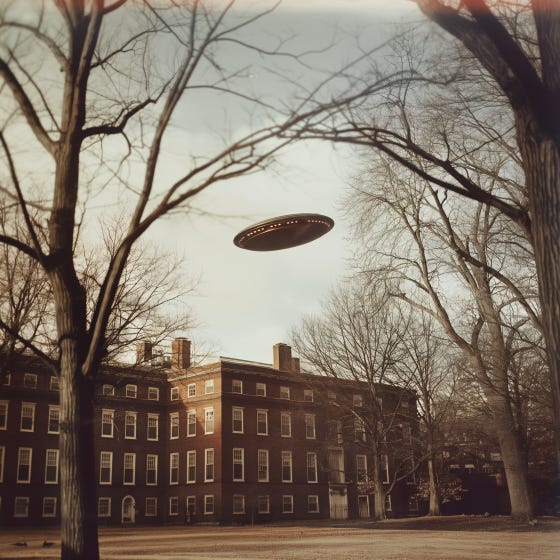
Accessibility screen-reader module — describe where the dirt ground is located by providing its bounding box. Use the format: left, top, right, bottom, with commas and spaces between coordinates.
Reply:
1, 516, 559, 560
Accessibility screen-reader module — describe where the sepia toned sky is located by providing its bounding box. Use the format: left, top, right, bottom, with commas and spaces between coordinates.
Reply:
137, 0, 420, 364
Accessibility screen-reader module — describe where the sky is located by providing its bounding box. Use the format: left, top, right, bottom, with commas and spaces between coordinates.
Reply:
142, 0, 421, 365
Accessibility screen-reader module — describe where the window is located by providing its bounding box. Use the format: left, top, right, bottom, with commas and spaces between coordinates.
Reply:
0, 401, 7, 429
307, 495, 319, 513
97, 497, 111, 517
170, 412, 179, 439
303, 389, 313, 402
256, 409, 268, 435
187, 450, 196, 483
187, 383, 196, 397
204, 408, 214, 434
123, 453, 135, 485
1, 373, 10, 386
307, 452, 318, 483
23, 373, 37, 389
124, 412, 137, 439
280, 386, 290, 399
170, 453, 179, 485
205, 448, 214, 482
42, 497, 57, 518
187, 409, 196, 437
304, 414, 316, 439
327, 390, 336, 403
147, 414, 159, 441
385, 494, 392, 511
186, 496, 196, 516
233, 495, 245, 514
232, 407, 244, 433
101, 409, 114, 438
14, 497, 29, 517
402, 424, 412, 445
0, 446, 4, 483
125, 384, 137, 398
169, 496, 179, 516
146, 454, 158, 485
170, 387, 179, 401
281, 412, 292, 437
327, 421, 343, 444
102, 384, 114, 396
382, 454, 390, 484
145, 497, 157, 517
50, 376, 60, 391
354, 418, 366, 442
17, 447, 32, 483
232, 379, 242, 394
353, 393, 363, 407
257, 495, 270, 514
204, 495, 214, 514
20, 403, 35, 432
356, 455, 368, 482
48, 406, 60, 434
233, 448, 244, 481
148, 387, 160, 400
44, 449, 59, 484
204, 379, 214, 394
281, 451, 293, 482
282, 495, 294, 513
99, 451, 113, 484
256, 382, 266, 397
258, 449, 269, 482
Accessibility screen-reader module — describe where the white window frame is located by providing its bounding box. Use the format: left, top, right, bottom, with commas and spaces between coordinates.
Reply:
187, 450, 196, 483
205, 448, 214, 482
187, 383, 196, 398
42, 496, 57, 518
232, 379, 243, 394
356, 454, 368, 482
256, 409, 268, 436
232, 407, 244, 434
204, 495, 214, 515
97, 497, 111, 517
125, 384, 137, 398
170, 452, 179, 485
257, 495, 270, 514
303, 389, 313, 402
186, 496, 196, 516
17, 447, 32, 483
102, 384, 114, 396
124, 411, 137, 440
101, 409, 114, 438
204, 379, 214, 394
281, 451, 293, 483
170, 387, 180, 401
99, 451, 113, 485
255, 382, 266, 397
282, 495, 294, 514
170, 412, 180, 439
148, 387, 160, 401
305, 414, 316, 439
232, 447, 244, 482
48, 405, 60, 434
383, 454, 390, 484
147, 413, 159, 441
281, 411, 292, 437
307, 452, 318, 483
308, 495, 319, 513
20, 402, 35, 432
204, 407, 214, 434
123, 452, 136, 485
280, 386, 290, 399
385, 494, 392, 511
44, 449, 59, 484
233, 494, 245, 514
187, 409, 196, 437
169, 496, 179, 516
146, 454, 158, 485
258, 449, 269, 482
145, 497, 157, 517
14, 496, 30, 518
49, 376, 60, 391
0, 401, 7, 430
0, 446, 4, 483
23, 373, 37, 389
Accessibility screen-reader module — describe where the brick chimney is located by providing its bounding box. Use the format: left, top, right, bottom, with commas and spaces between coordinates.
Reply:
136, 341, 153, 365
273, 343, 293, 372
172, 338, 191, 370
291, 357, 300, 373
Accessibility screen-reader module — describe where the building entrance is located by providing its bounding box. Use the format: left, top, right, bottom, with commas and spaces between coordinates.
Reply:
121, 496, 135, 524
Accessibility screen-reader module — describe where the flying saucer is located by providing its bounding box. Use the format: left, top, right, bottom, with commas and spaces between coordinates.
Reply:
233, 213, 334, 251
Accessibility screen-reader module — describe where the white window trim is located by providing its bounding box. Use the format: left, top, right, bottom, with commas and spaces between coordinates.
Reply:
232, 447, 244, 482
307, 451, 318, 483
170, 412, 180, 440
187, 409, 196, 437
204, 379, 214, 394
145, 497, 157, 517
146, 454, 158, 486
308, 495, 320, 513
0, 400, 7, 430
232, 379, 243, 394
123, 453, 136, 486
281, 411, 292, 437
97, 497, 111, 517
303, 389, 314, 402
47, 405, 60, 435
102, 384, 115, 396
101, 409, 115, 438
17, 447, 32, 483
20, 402, 35, 432
169, 452, 179, 485
187, 450, 196, 484
305, 414, 316, 439
169, 496, 179, 516
256, 409, 268, 436
148, 387, 160, 401
204, 407, 214, 435
282, 495, 294, 514
187, 383, 196, 398
232, 494, 245, 514
257, 495, 270, 514
125, 384, 137, 398
255, 383, 266, 397
44, 449, 59, 484
147, 413, 159, 441
356, 454, 368, 483
232, 407, 244, 434
42, 497, 57, 518
14, 496, 30, 518
204, 448, 214, 482
99, 451, 113, 485
258, 449, 269, 482
281, 450, 293, 483
49, 376, 60, 391
124, 411, 137, 440
170, 387, 180, 401
280, 386, 290, 400
204, 494, 214, 515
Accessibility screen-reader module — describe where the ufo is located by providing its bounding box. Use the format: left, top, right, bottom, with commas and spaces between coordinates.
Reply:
233, 213, 334, 251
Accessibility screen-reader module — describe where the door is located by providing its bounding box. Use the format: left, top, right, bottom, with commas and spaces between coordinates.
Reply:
358, 495, 370, 518
122, 496, 135, 524
329, 486, 348, 519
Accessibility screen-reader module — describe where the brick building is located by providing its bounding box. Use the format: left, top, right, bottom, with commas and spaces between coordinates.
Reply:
0, 340, 417, 526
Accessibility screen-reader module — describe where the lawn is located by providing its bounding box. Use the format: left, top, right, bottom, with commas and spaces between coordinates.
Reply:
1, 516, 559, 560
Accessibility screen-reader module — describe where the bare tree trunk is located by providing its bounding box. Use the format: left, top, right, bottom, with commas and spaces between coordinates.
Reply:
426, 437, 441, 516
371, 442, 386, 520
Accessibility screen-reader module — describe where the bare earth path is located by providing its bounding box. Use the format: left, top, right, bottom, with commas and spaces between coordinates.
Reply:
1, 516, 559, 560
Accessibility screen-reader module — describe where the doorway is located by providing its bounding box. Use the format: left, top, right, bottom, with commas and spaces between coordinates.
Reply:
121, 496, 135, 524
358, 495, 370, 518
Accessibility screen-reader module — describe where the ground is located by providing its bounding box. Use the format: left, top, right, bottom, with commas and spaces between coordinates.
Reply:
1, 516, 559, 560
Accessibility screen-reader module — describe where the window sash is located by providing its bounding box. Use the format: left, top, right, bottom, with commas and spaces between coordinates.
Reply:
187, 451, 196, 483
257, 449, 269, 482
205, 449, 214, 482
48, 406, 60, 434
146, 455, 158, 485
187, 410, 196, 436
45, 449, 59, 484
17, 447, 32, 483
256, 410, 268, 435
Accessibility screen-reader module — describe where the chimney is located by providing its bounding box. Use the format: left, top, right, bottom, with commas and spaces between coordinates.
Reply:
172, 338, 191, 370
291, 357, 300, 373
136, 341, 153, 365
273, 343, 292, 372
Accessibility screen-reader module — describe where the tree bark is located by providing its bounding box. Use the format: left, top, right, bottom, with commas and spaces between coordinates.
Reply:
371, 441, 387, 520
426, 437, 441, 516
